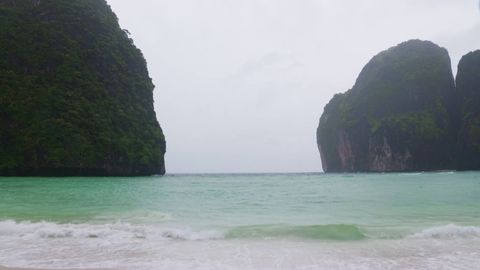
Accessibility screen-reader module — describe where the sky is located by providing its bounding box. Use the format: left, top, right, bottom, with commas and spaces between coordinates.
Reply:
107, 0, 480, 174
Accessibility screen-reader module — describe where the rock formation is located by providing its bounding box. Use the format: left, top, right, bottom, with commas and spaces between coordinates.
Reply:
0, 0, 166, 176
317, 40, 457, 172
455, 50, 480, 170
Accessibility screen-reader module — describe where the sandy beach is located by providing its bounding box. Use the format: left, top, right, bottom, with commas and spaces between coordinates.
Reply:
1, 267, 48, 270
0, 267, 108, 270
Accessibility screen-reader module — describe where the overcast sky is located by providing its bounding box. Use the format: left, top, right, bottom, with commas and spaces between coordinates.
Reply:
107, 0, 480, 174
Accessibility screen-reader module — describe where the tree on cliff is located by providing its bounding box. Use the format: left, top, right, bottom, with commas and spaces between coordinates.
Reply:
456, 50, 480, 170
317, 40, 457, 172
0, 0, 166, 176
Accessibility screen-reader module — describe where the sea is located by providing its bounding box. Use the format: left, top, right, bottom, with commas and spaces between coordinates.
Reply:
0, 172, 479, 270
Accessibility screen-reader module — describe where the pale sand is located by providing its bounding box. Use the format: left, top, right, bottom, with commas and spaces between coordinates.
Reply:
0, 268, 48, 270
0, 267, 50, 270
0, 267, 109, 270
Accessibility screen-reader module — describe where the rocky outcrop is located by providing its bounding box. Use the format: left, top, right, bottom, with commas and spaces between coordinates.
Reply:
317, 40, 457, 172
368, 136, 412, 172
0, 0, 166, 176
455, 50, 480, 170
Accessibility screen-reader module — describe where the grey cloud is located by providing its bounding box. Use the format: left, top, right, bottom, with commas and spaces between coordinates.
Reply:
107, 0, 479, 173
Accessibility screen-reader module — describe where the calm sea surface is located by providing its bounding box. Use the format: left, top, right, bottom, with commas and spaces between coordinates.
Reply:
1, 172, 479, 269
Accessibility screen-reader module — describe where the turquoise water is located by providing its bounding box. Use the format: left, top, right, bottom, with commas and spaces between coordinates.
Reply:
1, 172, 480, 269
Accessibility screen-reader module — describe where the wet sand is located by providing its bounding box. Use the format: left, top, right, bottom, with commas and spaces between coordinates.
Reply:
0, 267, 108, 270
0, 268, 46, 270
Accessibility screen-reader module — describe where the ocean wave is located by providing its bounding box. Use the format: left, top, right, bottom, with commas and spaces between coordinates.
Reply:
0, 220, 224, 241
409, 224, 480, 239
6, 220, 479, 242
95, 210, 174, 222
0, 220, 147, 239
160, 228, 224, 240
226, 224, 366, 240
0, 220, 369, 242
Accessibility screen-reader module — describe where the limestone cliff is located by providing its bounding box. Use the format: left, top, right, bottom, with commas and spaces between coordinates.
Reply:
317, 40, 457, 172
0, 0, 166, 176
455, 50, 480, 170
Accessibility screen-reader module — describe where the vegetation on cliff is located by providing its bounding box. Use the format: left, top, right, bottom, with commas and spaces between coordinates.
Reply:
0, 0, 166, 176
456, 50, 480, 170
317, 40, 457, 172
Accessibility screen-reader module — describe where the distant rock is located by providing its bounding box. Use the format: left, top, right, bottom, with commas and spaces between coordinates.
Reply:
317, 40, 457, 172
0, 0, 166, 176
455, 50, 480, 170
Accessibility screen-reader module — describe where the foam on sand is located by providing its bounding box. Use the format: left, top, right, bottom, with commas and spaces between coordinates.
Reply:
409, 224, 480, 239
1, 220, 480, 270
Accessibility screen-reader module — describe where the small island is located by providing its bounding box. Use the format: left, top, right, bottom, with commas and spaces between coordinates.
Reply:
0, 0, 166, 176
317, 40, 480, 172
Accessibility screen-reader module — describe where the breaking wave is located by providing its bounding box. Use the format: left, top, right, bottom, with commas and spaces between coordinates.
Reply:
0, 220, 222, 241
0, 220, 367, 241
409, 224, 480, 239
2, 220, 479, 242
226, 224, 366, 240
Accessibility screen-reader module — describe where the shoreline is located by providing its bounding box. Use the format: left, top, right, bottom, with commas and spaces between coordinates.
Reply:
1, 267, 46, 270
0, 267, 109, 270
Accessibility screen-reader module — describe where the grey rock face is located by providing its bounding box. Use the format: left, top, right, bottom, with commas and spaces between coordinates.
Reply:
317, 40, 457, 172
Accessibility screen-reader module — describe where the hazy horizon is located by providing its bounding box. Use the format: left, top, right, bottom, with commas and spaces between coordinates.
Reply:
107, 0, 480, 174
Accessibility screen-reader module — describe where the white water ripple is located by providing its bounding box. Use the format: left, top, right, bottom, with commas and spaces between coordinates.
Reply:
409, 224, 480, 239
1, 220, 480, 270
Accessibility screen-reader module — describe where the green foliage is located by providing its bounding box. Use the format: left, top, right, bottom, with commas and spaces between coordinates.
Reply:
0, 0, 166, 176
318, 40, 457, 172
456, 51, 480, 170
379, 112, 444, 141
469, 119, 480, 150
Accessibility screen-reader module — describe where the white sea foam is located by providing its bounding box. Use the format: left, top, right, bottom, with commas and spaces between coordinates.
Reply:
0, 220, 226, 242
0, 220, 148, 240
409, 224, 480, 239
3, 220, 480, 242
1, 221, 480, 270
160, 227, 224, 240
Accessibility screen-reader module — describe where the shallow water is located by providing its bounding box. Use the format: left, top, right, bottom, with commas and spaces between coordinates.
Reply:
1, 172, 479, 269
